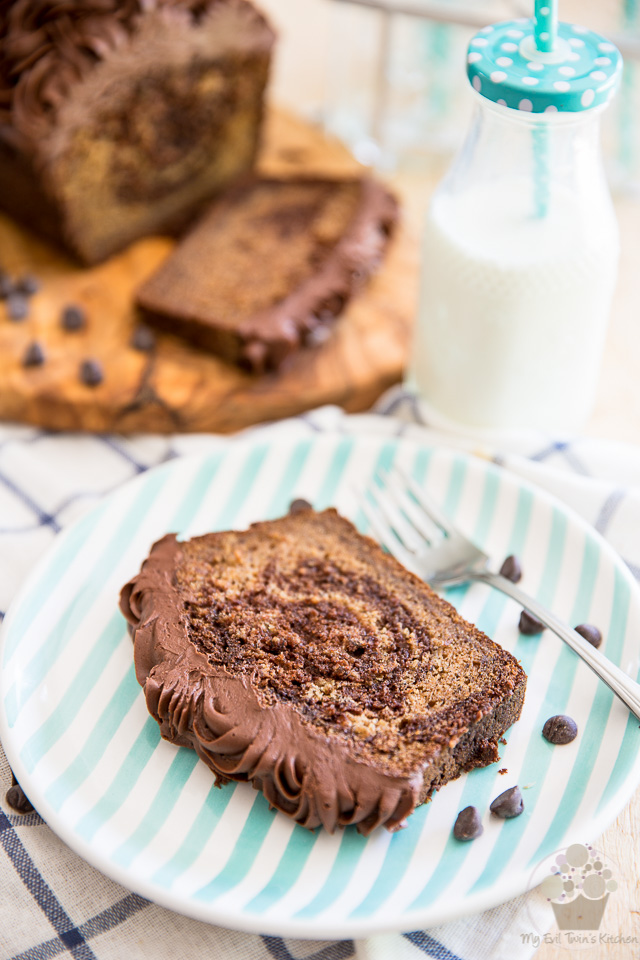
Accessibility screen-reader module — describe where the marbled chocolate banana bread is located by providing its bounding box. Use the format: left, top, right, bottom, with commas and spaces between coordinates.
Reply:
0, 0, 275, 263
136, 176, 398, 372
120, 505, 526, 835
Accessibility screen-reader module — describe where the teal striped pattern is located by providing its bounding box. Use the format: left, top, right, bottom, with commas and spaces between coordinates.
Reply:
1, 434, 639, 939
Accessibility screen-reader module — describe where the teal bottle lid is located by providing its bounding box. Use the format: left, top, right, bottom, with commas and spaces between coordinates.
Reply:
466, 19, 622, 113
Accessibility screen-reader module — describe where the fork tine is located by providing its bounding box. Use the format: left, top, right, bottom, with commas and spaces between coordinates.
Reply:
393, 464, 458, 537
382, 469, 442, 544
361, 499, 416, 572
368, 482, 426, 554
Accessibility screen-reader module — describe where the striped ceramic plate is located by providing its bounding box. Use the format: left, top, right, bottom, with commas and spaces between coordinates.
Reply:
2, 433, 639, 938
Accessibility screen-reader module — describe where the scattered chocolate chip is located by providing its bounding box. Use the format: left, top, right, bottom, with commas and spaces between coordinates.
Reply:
0, 272, 13, 299
500, 554, 522, 583
79, 358, 103, 387
289, 498, 312, 514
130, 324, 156, 352
17, 273, 40, 296
6, 783, 34, 813
23, 341, 45, 367
542, 714, 578, 745
61, 304, 86, 331
490, 785, 524, 819
453, 805, 483, 841
574, 623, 602, 648
519, 610, 544, 635
498, 768, 508, 775
6, 292, 29, 321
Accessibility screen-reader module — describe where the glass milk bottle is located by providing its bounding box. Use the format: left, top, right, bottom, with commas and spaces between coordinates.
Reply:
409, 10, 623, 432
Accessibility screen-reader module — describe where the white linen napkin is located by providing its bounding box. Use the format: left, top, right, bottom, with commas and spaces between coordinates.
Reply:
1, 395, 638, 960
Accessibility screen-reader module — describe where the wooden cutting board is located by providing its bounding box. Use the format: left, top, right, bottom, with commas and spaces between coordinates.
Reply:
0, 108, 417, 434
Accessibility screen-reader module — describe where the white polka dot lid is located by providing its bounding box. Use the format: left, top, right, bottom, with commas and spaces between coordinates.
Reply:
467, 18, 622, 113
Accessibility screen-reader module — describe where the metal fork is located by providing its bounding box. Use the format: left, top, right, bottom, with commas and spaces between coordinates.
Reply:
361, 466, 640, 722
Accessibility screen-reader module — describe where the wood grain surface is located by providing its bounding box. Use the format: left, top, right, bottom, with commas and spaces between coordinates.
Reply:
0, 108, 417, 434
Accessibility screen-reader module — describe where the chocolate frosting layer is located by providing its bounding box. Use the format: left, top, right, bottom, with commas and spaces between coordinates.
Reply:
119, 533, 423, 835
0, 0, 259, 152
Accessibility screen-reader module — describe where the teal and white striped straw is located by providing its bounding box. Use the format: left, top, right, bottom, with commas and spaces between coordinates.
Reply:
534, 0, 557, 53
532, 0, 557, 217
619, 0, 637, 181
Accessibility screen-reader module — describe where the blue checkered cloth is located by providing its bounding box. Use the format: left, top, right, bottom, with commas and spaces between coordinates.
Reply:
1, 393, 639, 960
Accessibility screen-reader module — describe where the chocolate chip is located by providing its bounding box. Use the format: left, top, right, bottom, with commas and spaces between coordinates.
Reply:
61, 304, 86, 331
17, 274, 40, 296
0, 272, 13, 299
453, 805, 483, 841
6, 783, 34, 813
6, 292, 29, 321
500, 554, 522, 583
79, 358, 103, 387
23, 342, 45, 367
490, 785, 524, 819
574, 623, 602, 648
130, 324, 156, 352
519, 610, 544, 635
289, 498, 312, 514
543, 714, 578, 745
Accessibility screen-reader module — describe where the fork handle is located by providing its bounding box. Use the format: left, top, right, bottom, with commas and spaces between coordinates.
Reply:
476, 570, 640, 723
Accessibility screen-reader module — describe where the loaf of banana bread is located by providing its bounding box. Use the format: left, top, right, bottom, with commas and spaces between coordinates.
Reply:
120, 505, 526, 835
0, 0, 275, 263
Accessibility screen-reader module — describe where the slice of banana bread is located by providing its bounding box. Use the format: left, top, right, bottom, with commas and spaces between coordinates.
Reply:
135, 176, 398, 372
120, 505, 526, 835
